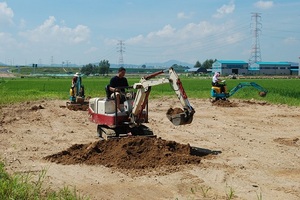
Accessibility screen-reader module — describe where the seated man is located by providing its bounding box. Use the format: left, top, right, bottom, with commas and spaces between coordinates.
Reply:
109, 67, 129, 112
212, 72, 226, 93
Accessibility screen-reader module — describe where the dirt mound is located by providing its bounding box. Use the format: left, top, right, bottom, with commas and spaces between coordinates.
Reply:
212, 100, 238, 107
44, 136, 208, 170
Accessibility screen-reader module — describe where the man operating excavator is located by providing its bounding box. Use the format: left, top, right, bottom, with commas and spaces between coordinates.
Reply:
108, 67, 129, 112
212, 72, 226, 93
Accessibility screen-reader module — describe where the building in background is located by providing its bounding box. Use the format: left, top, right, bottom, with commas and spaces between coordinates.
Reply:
212, 60, 248, 75
212, 60, 298, 76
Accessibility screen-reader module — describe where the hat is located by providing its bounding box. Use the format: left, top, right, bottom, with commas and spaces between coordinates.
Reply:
74, 72, 80, 77
214, 72, 220, 76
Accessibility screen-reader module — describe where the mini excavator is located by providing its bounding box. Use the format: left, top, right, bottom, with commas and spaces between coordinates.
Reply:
211, 81, 268, 102
66, 72, 89, 111
88, 67, 195, 140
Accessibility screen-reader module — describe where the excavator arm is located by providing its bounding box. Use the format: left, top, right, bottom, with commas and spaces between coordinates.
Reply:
166, 68, 195, 125
130, 67, 195, 126
228, 82, 268, 97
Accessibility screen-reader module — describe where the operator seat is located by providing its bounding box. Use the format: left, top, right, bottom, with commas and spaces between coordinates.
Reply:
105, 84, 112, 99
105, 84, 126, 103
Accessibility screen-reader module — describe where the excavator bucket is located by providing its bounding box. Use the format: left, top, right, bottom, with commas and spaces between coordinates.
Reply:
166, 107, 195, 126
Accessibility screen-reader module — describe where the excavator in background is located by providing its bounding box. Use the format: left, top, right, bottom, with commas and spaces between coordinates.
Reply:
88, 67, 195, 140
211, 81, 268, 102
66, 72, 89, 111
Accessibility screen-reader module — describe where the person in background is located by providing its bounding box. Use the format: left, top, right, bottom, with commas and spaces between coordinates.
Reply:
71, 72, 80, 97
109, 67, 129, 112
212, 72, 226, 93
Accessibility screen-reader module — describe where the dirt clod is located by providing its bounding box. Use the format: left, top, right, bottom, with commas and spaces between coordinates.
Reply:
30, 105, 44, 111
259, 91, 267, 97
166, 107, 184, 115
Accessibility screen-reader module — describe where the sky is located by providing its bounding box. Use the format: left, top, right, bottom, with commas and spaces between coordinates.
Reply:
0, 0, 299, 66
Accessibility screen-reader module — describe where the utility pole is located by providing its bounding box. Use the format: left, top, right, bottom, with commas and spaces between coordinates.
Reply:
249, 12, 262, 65
117, 40, 125, 67
51, 56, 54, 66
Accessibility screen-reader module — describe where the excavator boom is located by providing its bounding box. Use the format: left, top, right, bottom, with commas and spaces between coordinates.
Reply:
130, 67, 195, 126
228, 82, 268, 97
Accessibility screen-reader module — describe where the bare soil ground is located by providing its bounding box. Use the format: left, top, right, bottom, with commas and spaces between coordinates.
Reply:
0, 97, 299, 200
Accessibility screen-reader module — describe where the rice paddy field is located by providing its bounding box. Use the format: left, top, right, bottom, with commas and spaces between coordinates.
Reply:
0, 75, 299, 106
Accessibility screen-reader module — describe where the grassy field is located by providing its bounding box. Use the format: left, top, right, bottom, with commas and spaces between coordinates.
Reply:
0, 161, 88, 200
0, 76, 299, 106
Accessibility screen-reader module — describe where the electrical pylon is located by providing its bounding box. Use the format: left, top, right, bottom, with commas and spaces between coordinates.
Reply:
249, 12, 262, 65
117, 40, 125, 67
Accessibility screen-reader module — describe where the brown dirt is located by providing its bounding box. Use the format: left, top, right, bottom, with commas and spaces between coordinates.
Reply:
166, 107, 184, 115
1, 98, 300, 200
44, 137, 207, 171
211, 99, 238, 107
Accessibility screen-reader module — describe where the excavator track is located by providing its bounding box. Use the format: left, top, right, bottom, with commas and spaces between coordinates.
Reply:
97, 125, 155, 140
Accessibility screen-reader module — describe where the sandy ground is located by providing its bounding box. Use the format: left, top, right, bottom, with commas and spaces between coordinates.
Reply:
0, 97, 299, 200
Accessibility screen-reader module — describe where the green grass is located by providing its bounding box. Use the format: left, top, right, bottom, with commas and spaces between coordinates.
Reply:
0, 161, 89, 200
0, 76, 299, 106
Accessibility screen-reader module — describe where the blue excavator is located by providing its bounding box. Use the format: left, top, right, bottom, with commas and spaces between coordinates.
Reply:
211, 81, 268, 101
66, 72, 89, 110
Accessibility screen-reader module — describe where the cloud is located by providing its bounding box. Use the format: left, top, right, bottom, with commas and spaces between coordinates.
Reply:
126, 20, 233, 47
0, 32, 22, 54
224, 32, 244, 44
254, 1, 274, 9
213, 0, 235, 18
177, 12, 190, 19
84, 47, 98, 54
19, 19, 26, 29
283, 37, 298, 45
126, 34, 144, 44
0, 2, 14, 25
147, 25, 176, 39
19, 16, 90, 45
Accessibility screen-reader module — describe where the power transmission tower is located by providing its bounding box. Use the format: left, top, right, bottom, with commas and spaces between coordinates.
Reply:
117, 40, 125, 67
248, 13, 262, 65
51, 56, 54, 66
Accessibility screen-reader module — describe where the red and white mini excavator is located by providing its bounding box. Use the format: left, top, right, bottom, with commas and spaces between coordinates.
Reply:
88, 67, 195, 140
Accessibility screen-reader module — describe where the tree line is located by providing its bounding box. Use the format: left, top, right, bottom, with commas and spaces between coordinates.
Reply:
80, 60, 110, 76
194, 59, 217, 69
80, 59, 216, 75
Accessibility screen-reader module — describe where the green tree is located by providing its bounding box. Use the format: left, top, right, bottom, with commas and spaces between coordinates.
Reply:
81, 63, 95, 75
202, 59, 216, 69
99, 60, 110, 75
194, 61, 202, 68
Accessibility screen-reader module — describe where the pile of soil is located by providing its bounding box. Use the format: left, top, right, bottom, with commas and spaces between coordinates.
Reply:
212, 100, 238, 107
44, 136, 208, 170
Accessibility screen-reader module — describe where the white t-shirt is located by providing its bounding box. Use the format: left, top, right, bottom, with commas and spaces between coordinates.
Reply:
212, 75, 219, 83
